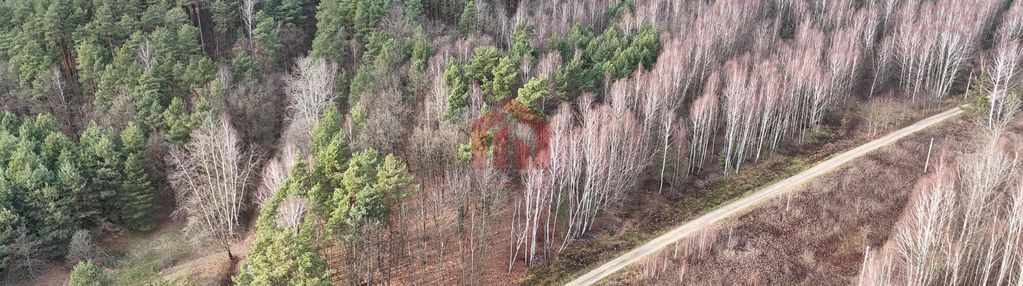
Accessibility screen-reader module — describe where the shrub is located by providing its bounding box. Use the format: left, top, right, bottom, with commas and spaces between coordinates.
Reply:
66, 230, 106, 265
68, 260, 112, 286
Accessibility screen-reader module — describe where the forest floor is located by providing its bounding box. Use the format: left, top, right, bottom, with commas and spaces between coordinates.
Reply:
24, 214, 257, 286
596, 114, 1022, 285
520, 99, 959, 285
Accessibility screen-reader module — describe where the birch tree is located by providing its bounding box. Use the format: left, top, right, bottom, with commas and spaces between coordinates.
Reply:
688, 74, 719, 173
284, 57, 338, 149
984, 40, 1022, 127
241, 0, 259, 39
859, 134, 1023, 285
169, 115, 259, 260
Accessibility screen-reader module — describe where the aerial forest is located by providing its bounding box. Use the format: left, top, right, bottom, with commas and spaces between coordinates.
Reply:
0, 0, 1021, 285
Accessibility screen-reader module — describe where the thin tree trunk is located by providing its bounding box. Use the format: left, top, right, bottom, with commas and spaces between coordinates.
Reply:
225, 243, 235, 261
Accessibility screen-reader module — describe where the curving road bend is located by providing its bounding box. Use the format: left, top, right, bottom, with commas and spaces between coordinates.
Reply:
564, 106, 964, 286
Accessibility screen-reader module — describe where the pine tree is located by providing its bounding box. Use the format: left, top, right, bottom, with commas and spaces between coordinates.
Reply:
516, 75, 550, 111
310, 0, 351, 63
92, 65, 120, 111
327, 149, 379, 232
0, 112, 18, 134
0, 207, 20, 271
119, 155, 152, 231
313, 133, 349, 194
231, 51, 261, 81
8, 39, 52, 98
40, 132, 72, 166
210, 0, 240, 41
57, 151, 94, 225
119, 123, 153, 231
182, 57, 216, 94
235, 166, 329, 286
298, 111, 340, 207
176, 24, 203, 57
134, 67, 167, 130
410, 31, 431, 73
7, 132, 74, 257
404, 0, 423, 25
341, 149, 379, 200
73, 36, 109, 92
7, 139, 47, 195
466, 46, 501, 80
458, 0, 477, 35
511, 21, 535, 61
86, 1, 126, 48
252, 11, 283, 68
554, 57, 595, 100
79, 123, 122, 225
444, 62, 469, 117
263, 0, 314, 26
309, 105, 343, 154
485, 56, 517, 103
31, 185, 75, 257
68, 260, 112, 286
162, 97, 198, 143
234, 226, 330, 286
353, 0, 388, 38
370, 154, 413, 217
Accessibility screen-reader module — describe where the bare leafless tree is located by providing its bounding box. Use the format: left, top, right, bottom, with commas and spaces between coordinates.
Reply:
893, 167, 957, 286
2, 230, 43, 282
513, 0, 616, 49
425, 50, 452, 125
256, 144, 297, 204
998, 1, 1023, 42
49, 66, 72, 128
65, 230, 104, 265
688, 74, 718, 173
893, 0, 999, 101
827, 25, 863, 102
858, 133, 1023, 286
984, 40, 1022, 128
284, 57, 338, 149
137, 39, 153, 71
869, 37, 896, 98
275, 196, 307, 233
353, 85, 411, 154
241, 0, 259, 39
169, 115, 260, 260
862, 95, 907, 137
510, 163, 552, 266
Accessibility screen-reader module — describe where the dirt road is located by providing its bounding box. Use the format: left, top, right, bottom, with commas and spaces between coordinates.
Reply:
564, 106, 964, 286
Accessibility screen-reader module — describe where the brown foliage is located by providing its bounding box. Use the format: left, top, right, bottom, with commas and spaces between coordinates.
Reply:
504, 99, 544, 124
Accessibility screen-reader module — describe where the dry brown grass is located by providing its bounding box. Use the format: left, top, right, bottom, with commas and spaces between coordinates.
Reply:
602, 114, 984, 285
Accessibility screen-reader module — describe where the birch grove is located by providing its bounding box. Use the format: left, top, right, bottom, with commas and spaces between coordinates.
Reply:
857, 134, 1023, 286
894, 0, 999, 101
503, 0, 1021, 265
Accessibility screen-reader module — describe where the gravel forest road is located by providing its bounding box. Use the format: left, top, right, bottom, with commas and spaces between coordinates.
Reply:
564, 106, 964, 286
